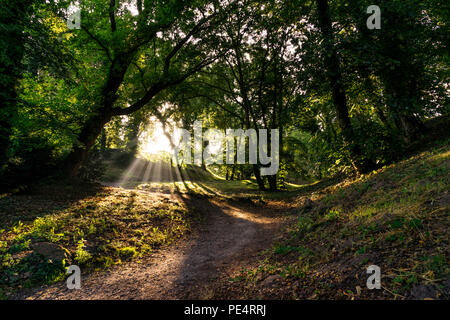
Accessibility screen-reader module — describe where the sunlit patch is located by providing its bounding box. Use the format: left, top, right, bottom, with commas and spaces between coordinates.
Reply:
115, 119, 182, 188
139, 122, 173, 157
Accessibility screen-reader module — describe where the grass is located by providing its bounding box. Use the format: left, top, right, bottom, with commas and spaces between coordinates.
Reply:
221, 141, 449, 299
1, 138, 448, 300
0, 183, 193, 298
102, 155, 310, 200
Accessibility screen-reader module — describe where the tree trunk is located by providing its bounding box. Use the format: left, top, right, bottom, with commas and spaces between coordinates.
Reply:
230, 165, 235, 180
100, 128, 107, 153
315, 0, 376, 174
126, 124, 140, 155
268, 175, 277, 191
393, 113, 424, 143
252, 164, 266, 191
64, 112, 112, 177
386, 83, 424, 143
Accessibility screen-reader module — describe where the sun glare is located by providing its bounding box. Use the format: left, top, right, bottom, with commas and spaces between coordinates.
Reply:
139, 123, 173, 157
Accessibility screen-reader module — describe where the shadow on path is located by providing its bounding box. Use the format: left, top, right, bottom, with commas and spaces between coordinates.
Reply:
17, 192, 284, 300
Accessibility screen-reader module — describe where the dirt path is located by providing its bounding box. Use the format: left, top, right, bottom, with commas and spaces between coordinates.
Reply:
19, 194, 286, 300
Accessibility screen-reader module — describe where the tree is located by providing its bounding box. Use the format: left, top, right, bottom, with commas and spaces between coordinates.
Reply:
0, 0, 34, 167
314, 0, 376, 174
58, 0, 231, 176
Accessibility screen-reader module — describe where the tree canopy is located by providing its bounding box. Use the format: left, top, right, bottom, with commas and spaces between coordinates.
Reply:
0, 0, 448, 191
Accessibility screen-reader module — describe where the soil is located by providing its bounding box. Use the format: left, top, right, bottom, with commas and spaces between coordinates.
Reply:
17, 194, 288, 300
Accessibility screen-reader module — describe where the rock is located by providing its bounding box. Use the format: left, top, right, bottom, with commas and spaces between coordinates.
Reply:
32, 242, 70, 264
261, 275, 283, 288
410, 284, 438, 300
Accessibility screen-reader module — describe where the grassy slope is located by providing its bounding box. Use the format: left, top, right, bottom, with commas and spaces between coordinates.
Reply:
216, 141, 449, 299
100, 154, 306, 199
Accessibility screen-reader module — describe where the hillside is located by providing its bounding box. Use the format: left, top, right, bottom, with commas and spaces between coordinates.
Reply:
1, 138, 448, 300
210, 140, 449, 299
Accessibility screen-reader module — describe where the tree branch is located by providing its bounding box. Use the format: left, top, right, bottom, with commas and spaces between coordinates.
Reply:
188, 93, 244, 121
81, 26, 112, 62
109, 0, 117, 32
112, 56, 217, 116
163, 14, 214, 76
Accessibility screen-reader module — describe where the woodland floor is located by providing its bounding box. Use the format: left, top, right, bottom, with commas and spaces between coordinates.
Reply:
15, 194, 289, 299
1, 140, 449, 300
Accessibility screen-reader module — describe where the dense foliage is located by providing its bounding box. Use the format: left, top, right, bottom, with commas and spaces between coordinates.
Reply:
0, 0, 448, 191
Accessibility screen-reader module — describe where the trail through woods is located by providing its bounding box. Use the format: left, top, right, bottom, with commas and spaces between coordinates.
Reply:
18, 190, 286, 299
